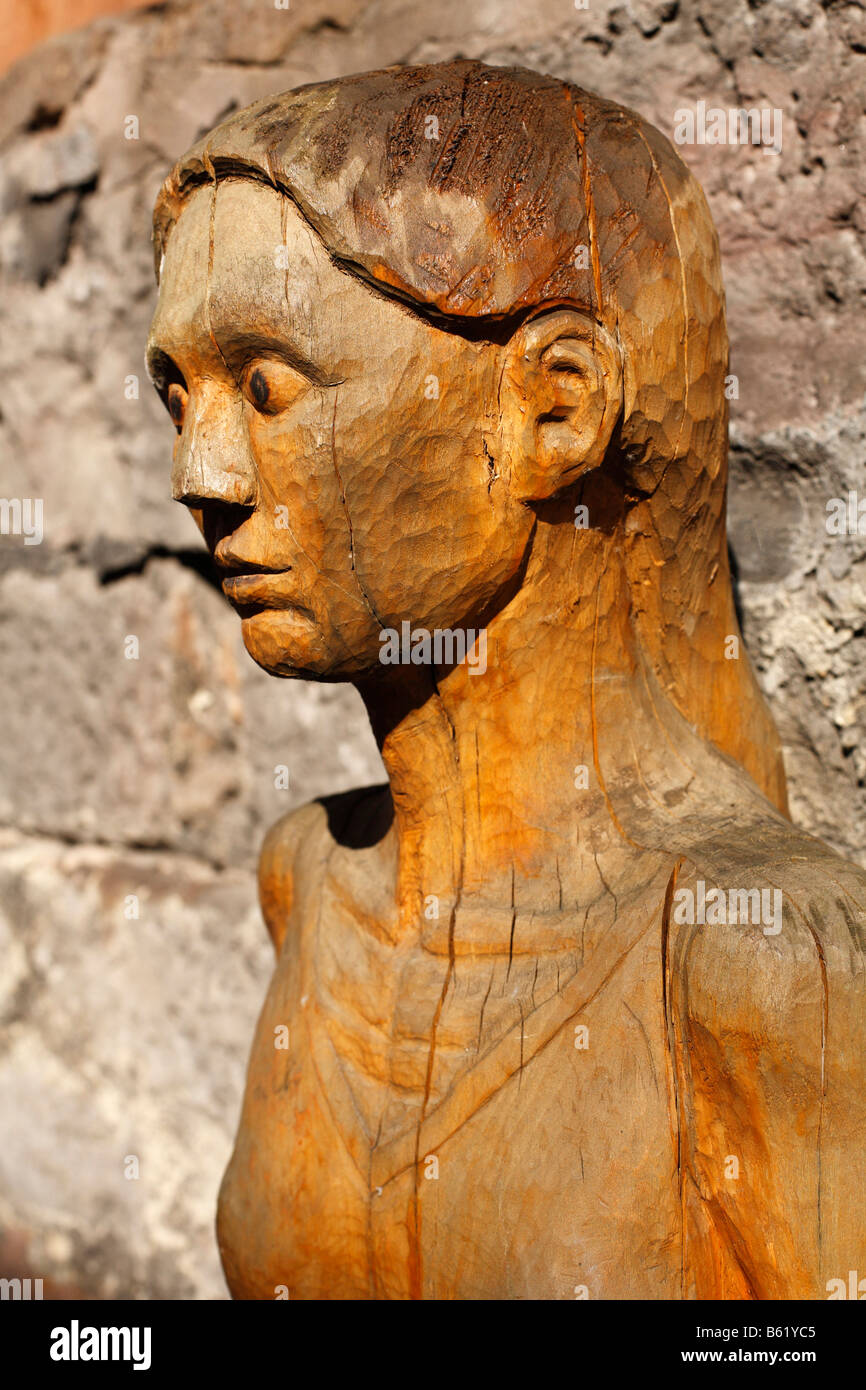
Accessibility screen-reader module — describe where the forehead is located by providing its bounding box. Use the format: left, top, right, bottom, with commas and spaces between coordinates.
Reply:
149, 180, 416, 362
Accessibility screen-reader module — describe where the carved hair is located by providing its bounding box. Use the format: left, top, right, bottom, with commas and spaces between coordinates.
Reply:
152, 59, 787, 811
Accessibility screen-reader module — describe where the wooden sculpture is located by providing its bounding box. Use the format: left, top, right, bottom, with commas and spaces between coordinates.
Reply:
147, 61, 866, 1300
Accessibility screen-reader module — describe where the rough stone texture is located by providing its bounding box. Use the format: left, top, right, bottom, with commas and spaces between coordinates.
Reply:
0, 829, 269, 1299
1, 0, 148, 77
0, 0, 863, 1299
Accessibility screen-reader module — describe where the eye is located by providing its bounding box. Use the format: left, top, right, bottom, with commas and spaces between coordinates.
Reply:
249, 368, 269, 409
242, 359, 306, 416
167, 382, 188, 430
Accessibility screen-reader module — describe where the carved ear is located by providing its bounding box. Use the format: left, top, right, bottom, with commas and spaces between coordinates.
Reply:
498, 308, 622, 502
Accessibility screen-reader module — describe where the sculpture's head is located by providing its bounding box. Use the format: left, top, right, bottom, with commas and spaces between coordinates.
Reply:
148, 59, 786, 809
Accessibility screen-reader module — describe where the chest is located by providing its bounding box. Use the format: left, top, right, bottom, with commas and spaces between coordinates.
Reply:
217, 892, 685, 1299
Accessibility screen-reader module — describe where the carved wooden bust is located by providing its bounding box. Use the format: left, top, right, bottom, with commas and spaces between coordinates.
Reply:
147, 60, 866, 1300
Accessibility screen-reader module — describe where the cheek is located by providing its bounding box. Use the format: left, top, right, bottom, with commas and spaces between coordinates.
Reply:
330, 370, 525, 626
248, 399, 360, 575
245, 399, 390, 657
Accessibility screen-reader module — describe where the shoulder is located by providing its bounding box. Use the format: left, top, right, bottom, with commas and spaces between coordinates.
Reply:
258, 784, 391, 952
672, 817, 866, 1057
668, 823, 866, 1287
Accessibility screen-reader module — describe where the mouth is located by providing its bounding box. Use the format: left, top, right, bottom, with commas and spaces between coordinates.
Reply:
221, 570, 314, 621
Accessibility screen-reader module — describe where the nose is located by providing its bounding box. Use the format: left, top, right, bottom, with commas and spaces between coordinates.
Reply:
172, 384, 257, 509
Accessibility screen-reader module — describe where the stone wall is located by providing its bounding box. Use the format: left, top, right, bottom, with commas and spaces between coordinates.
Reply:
0, 0, 149, 77
0, 0, 863, 1298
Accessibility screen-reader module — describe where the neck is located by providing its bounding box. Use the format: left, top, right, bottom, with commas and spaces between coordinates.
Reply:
357, 504, 656, 932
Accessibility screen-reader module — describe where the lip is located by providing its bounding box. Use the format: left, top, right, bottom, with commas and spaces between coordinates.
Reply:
221, 571, 311, 616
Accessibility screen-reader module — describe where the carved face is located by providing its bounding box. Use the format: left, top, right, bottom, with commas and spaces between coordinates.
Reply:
146, 180, 534, 679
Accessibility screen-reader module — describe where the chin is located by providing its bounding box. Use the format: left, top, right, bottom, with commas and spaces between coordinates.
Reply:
239, 608, 370, 681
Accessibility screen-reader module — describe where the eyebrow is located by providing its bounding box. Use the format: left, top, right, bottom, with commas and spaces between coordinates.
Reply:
145, 329, 344, 393
213, 330, 344, 389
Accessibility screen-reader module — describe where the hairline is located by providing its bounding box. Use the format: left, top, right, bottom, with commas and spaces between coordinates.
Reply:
155, 163, 599, 347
